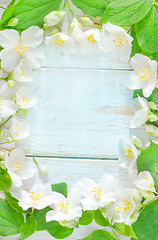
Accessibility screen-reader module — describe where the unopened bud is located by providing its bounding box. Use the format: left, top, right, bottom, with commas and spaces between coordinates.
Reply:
148, 101, 157, 110
113, 206, 121, 218
7, 137, 15, 143
50, 26, 60, 35
132, 136, 143, 149
148, 112, 158, 122
81, 17, 94, 26
8, 80, 15, 88
38, 164, 49, 175
44, 11, 68, 27
0, 151, 4, 161
145, 124, 158, 137
8, 18, 19, 27
20, 109, 28, 116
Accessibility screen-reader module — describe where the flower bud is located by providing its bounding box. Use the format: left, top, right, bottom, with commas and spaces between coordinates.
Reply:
0, 161, 5, 169
7, 137, 15, 143
50, 26, 60, 35
8, 18, 19, 27
0, 151, 4, 161
38, 164, 49, 175
81, 17, 94, 27
145, 124, 158, 137
69, 17, 83, 44
113, 206, 121, 218
0, 130, 5, 139
148, 101, 157, 110
101, 207, 108, 219
44, 11, 68, 27
131, 136, 143, 149
8, 80, 15, 88
148, 112, 158, 122
20, 109, 28, 116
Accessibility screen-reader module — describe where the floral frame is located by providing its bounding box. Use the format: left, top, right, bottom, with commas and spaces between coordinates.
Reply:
0, 0, 158, 240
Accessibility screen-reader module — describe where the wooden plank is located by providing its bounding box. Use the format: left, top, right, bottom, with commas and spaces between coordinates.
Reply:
19, 68, 135, 157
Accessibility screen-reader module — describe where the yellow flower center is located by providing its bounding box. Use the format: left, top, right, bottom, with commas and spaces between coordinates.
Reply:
113, 36, 124, 47
124, 148, 134, 160
15, 45, 28, 56
121, 199, 131, 212
137, 68, 149, 82
57, 199, 70, 211
91, 187, 102, 199
87, 34, 96, 44
145, 177, 148, 180
13, 161, 22, 170
54, 37, 65, 47
30, 191, 41, 202
22, 97, 29, 103
0, 99, 4, 106
17, 127, 23, 135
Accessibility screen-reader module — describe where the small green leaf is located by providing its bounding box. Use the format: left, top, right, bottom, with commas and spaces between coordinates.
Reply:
136, 4, 158, 61
47, 221, 74, 239
20, 214, 37, 240
78, 230, 116, 240
51, 182, 67, 198
0, 167, 12, 191
100, 0, 152, 27
0, 198, 24, 236
132, 199, 158, 239
137, 141, 158, 191
79, 210, 94, 225
11, 0, 62, 30
130, 28, 143, 57
113, 222, 137, 239
4, 192, 24, 213
94, 209, 110, 227
33, 206, 52, 231
71, 0, 109, 17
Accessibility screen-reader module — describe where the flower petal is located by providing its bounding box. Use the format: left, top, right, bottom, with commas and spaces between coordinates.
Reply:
0, 29, 20, 49
1, 48, 20, 72
21, 26, 44, 47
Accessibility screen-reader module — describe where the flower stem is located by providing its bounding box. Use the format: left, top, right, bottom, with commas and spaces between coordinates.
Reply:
67, 0, 75, 17
62, 0, 67, 10
0, 141, 8, 145
33, 157, 38, 165
0, 6, 6, 10
111, 227, 119, 240
0, 115, 13, 129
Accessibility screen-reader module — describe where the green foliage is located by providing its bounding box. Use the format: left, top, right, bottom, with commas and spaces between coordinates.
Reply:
0, 167, 12, 191
130, 28, 143, 57
113, 222, 137, 239
137, 141, 158, 191
20, 214, 37, 240
94, 209, 110, 227
78, 230, 116, 240
33, 206, 52, 231
132, 199, 158, 239
71, 0, 109, 17
0, 198, 24, 236
4, 192, 24, 213
51, 182, 67, 198
10, 0, 62, 30
79, 210, 94, 225
47, 221, 74, 239
100, 0, 152, 27
136, 4, 158, 61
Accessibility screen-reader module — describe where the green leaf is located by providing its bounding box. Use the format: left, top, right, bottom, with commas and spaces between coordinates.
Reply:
11, 0, 62, 30
0, 0, 20, 26
4, 192, 24, 213
137, 141, 158, 191
132, 199, 158, 239
0, 167, 12, 191
47, 221, 74, 239
94, 209, 110, 227
136, 4, 158, 61
79, 210, 94, 225
130, 28, 143, 57
113, 222, 137, 239
20, 214, 37, 240
51, 182, 67, 198
78, 230, 116, 240
100, 0, 152, 27
33, 206, 52, 231
0, 198, 24, 236
71, 0, 109, 17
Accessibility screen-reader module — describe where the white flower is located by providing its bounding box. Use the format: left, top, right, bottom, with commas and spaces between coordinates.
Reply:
0, 68, 8, 79
115, 189, 136, 224
46, 187, 82, 222
69, 17, 83, 44
12, 60, 33, 82
45, 32, 75, 55
10, 175, 56, 210
134, 171, 156, 196
0, 80, 9, 98
80, 29, 101, 53
44, 11, 68, 27
0, 26, 44, 71
0, 99, 17, 118
127, 54, 157, 98
4, 148, 36, 187
78, 174, 116, 211
101, 22, 133, 62
16, 87, 36, 109
10, 118, 30, 140
130, 96, 149, 128
118, 136, 140, 174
